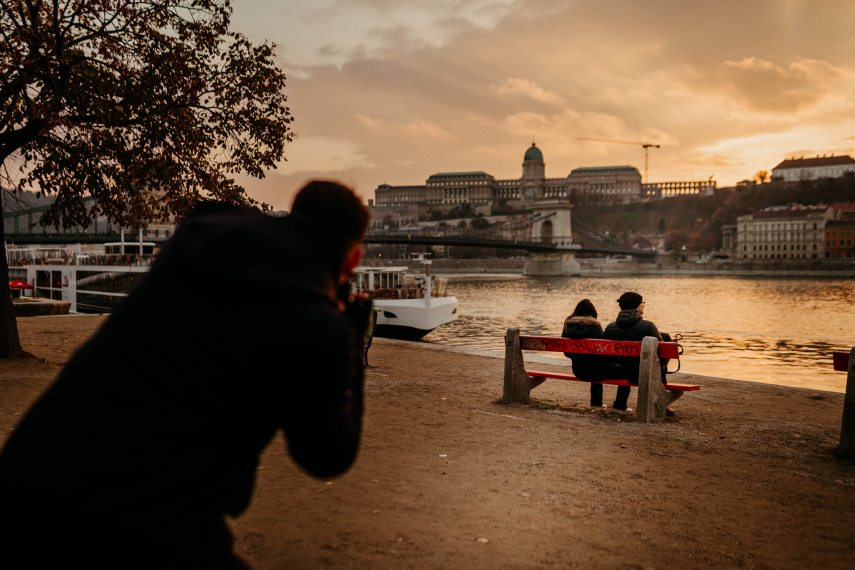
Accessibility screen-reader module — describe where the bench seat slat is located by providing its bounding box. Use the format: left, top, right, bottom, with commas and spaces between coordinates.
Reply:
527, 369, 700, 392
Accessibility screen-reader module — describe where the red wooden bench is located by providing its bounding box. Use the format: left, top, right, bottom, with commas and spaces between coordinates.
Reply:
502, 328, 699, 422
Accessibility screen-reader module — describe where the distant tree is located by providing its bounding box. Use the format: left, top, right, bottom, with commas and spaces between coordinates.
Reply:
665, 231, 691, 258
448, 202, 474, 219
0, 0, 294, 358
754, 170, 770, 184
471, 215, 490, 230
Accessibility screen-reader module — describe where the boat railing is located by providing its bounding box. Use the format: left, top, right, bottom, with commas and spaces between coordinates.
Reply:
7, 254, 155, 267
361, 276, 451, 300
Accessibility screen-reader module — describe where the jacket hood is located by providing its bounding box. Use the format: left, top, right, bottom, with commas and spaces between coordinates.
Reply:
615, 309, 642, 327
564, 315, 601, 327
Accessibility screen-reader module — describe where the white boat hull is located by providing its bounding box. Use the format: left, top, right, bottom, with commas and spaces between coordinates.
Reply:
373, 295, 458, 340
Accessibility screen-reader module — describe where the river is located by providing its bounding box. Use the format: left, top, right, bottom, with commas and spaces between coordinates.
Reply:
423, 274, 854, 393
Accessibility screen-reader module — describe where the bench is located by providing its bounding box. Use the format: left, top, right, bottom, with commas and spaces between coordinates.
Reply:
834, 348, 855, 458
502, 328, 700, 422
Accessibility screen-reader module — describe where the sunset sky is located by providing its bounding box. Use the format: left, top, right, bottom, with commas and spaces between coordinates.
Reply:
230, 0, 855, 210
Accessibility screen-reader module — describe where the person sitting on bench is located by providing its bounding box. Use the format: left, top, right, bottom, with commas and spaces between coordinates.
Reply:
603, 292, 671, 413
561, 299, 610, 409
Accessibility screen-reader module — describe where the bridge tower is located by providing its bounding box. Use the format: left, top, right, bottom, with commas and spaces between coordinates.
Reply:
524, 197, 581, 276
530, 198, 572, 244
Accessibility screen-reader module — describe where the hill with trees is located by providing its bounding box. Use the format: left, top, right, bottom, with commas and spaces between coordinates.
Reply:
572, 176, 855, 254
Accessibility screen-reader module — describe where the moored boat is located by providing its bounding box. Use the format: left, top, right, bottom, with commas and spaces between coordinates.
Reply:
352, 260, 457, 341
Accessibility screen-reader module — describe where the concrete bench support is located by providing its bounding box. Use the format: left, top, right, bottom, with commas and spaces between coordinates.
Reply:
636, 336, 683, 422
502, 328, 542, 403
840, 347, 855, 458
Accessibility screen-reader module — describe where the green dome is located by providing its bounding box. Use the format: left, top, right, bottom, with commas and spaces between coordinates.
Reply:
524, 143, 543, 162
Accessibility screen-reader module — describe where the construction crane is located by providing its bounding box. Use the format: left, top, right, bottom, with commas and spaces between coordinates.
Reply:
577, 137, 661, 183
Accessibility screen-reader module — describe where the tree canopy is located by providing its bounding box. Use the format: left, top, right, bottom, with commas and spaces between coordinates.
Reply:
0, 0, 294, 357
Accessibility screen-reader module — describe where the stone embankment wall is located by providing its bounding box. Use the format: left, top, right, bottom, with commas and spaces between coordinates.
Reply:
367, 257, 855, 277
580, 259, 855, 277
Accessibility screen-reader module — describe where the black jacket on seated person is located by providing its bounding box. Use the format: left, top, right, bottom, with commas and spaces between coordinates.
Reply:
561, 315, 607, 381
603, 309, 663, 383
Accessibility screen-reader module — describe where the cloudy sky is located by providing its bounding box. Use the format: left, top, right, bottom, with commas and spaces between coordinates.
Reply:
230, 0, 855, 210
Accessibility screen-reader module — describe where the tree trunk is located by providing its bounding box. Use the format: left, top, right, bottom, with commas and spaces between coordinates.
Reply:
0, 195, 24, 358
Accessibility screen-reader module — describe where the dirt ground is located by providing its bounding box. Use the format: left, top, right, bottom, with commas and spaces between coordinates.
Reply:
2, 314, 854, 569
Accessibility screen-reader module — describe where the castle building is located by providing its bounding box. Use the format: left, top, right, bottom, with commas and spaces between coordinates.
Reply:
566, 166, 642, 205
371, 143, 718, 230
641, 180, 716, 199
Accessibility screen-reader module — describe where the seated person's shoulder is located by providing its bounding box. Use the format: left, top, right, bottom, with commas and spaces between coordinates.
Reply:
602, 321, 620, 336
641, 319, 661, 337
562, 316, 603, 338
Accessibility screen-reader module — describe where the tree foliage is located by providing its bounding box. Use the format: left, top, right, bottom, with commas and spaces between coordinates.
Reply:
0, 0, 294, 357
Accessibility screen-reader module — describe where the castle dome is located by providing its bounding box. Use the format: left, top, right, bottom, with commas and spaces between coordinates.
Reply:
524, 142, 543, 162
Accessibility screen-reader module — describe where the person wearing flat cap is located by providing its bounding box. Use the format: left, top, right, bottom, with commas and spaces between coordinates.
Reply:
603, 291, 668, 412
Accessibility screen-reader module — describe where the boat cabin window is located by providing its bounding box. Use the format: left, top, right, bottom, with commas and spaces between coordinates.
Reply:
104, 243, 155, 256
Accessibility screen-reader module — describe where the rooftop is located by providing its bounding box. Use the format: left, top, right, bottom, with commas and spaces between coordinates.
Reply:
427, 171, 494, 181
750, 206, 828, 220
772, 155, 855, 170
524, 143, 543, 162
569, 166, 639, 174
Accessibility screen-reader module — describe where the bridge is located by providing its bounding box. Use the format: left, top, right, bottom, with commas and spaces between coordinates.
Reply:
5, 231, 656, 259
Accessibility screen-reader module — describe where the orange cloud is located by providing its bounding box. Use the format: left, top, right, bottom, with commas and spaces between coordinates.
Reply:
710, 57, 846, 112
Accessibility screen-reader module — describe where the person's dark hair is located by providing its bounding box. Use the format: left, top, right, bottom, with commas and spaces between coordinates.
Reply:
571, 298, 597, 319
291, 180, 370, 247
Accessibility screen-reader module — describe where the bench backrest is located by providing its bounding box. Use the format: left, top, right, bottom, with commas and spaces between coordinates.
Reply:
519, 335, 680, 360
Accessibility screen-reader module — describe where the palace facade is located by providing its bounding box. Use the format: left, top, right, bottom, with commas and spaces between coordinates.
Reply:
370, 143, 715, 229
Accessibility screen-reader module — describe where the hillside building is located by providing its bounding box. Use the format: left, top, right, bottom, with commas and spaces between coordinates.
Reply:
825, 203, 855, 259
825, 220, 855, 259
735, 203, 855, 260
771, 155, 855, 182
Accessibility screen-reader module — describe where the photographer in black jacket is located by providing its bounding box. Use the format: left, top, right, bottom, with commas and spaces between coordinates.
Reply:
0, 180, 371, 569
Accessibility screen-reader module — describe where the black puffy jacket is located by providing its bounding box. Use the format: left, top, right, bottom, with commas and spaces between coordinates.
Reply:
603, 309, 663, 382
561, 315, 608, 381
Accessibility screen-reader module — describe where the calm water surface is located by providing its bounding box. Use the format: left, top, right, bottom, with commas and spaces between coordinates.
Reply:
422, 275, 854, 392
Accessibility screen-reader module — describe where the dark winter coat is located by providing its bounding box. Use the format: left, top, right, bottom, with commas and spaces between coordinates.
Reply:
561, 315, 608, 381
603, 309, 663, 382
0, 203, 367, 568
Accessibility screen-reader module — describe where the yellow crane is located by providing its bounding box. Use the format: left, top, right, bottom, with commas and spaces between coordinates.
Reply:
577, 137, 661, 183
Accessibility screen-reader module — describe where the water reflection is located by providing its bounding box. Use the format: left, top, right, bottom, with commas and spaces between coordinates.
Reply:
423, 275, 854, 392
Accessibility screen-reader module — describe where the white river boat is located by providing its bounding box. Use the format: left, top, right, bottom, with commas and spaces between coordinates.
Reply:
352, 260, 458, 341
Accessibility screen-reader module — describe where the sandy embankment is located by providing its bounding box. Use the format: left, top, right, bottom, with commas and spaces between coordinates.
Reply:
2, 315, 854, 569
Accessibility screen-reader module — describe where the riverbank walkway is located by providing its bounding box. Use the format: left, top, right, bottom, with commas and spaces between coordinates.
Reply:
2, 316, 853, 569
